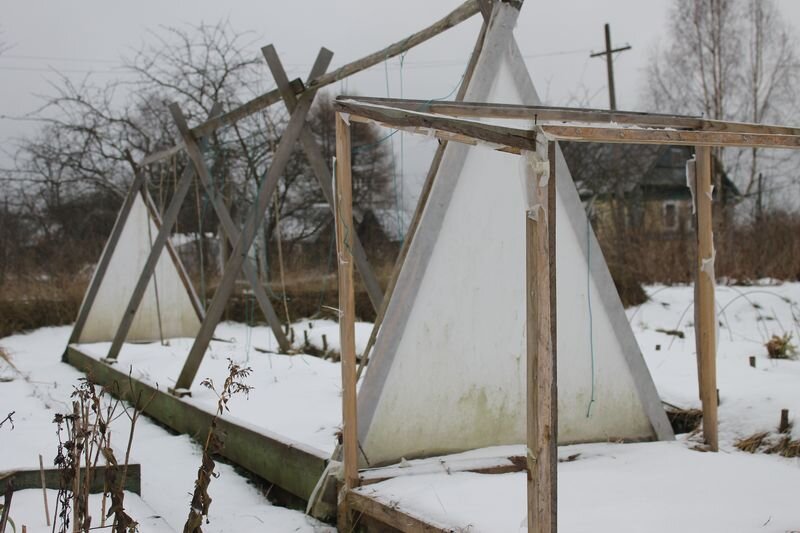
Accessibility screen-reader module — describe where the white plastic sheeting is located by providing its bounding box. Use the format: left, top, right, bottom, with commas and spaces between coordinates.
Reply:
77, 193, 201, 343
357, 55, 668, 467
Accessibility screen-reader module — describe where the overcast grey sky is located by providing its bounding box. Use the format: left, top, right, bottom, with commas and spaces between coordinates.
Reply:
2, 1, 799, 205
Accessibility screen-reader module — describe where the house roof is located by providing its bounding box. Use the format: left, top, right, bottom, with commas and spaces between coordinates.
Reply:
561, 143, 741, 200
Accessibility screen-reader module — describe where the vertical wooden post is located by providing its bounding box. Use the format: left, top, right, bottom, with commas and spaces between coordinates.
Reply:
526, 142, 557, 533
335, 112, 359, 529
695, 146, 718, 452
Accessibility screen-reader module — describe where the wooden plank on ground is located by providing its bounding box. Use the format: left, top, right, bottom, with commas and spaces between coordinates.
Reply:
64, 346, 327, 501
0, 465, 141, 495
540, 124, 800, 149
347, 490, 454, 533
526, 142, 557, 532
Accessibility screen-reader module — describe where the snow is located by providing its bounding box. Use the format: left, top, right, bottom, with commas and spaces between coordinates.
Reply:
76, 319, 374, 454
3, 282, 800, 531
0, 326, 334, 532
356, 441, 800, 532
354, 282, 800, 532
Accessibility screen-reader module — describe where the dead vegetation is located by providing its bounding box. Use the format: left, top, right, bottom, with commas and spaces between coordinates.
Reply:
664, 405, 703, 435
765, 333, 798, 359
184, 360, 253, 533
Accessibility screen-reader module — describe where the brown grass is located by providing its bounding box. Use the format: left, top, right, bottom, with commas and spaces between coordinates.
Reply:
735, 431, 800, 458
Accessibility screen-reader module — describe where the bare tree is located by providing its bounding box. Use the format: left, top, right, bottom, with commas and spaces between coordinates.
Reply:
5, 20, 394, 284
645, 0, 799, 200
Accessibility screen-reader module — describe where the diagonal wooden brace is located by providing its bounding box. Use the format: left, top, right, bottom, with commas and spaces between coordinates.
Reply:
172, 49, 333, 392
169, 104, 291, 353
104, 105, 224, 363
262, 44, 384, 312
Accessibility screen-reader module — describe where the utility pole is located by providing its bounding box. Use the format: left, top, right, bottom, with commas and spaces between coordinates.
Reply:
590, 23, 631, 110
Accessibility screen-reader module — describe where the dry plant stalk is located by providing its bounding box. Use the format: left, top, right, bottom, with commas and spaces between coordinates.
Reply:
51, 375, 152, 533
183, 360, 252, 533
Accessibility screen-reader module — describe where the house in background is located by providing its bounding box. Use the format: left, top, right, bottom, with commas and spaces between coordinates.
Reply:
561, 143, 741, 239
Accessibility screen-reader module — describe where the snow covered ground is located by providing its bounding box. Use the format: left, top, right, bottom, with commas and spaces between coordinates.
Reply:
2, 282, 799, 531
0, 326, 334, 532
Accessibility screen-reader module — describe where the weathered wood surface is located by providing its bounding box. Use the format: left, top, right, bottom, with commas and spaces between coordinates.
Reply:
336, 99, 538, 152
169, 103, 291, 353
139, 1, 481, 166
64, 346, 328, 501
526, 143, 557, 533
0, 465, 141, 495
695, 146, 718, 452
335, 113, 360, 527
540, 124, 800, 149
262, 45, 384, 312
347, 490, 455, 533
338, 96, 800, 136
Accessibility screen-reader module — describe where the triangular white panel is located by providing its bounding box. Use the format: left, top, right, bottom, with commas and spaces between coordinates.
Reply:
357, 42, 671, 467
77, 193, 201, 343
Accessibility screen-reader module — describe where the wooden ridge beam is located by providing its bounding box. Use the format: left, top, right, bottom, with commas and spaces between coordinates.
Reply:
340, 96, 800, 137
139, 0, 481, 167
540, 124, 800, 149
336, 99, 538, 152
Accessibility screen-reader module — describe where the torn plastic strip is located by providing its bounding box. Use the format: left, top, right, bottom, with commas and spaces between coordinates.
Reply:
339, 112, 350, 126
686, 156, 697, 214
519, 149, 550, 212
706, 184, 715, 202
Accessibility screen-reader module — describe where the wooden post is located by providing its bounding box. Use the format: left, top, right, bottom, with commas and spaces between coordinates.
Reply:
335, 112, 359, 530
39, 454, 50, 527
526, 143, 557, 533
695, 145, 718, 452
779, 409, 790, 433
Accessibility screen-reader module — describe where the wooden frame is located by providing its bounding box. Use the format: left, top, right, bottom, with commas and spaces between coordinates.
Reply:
332, 94, 800, 530
70, 0, 490, 394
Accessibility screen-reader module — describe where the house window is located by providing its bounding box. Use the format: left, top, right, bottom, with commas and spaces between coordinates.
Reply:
663, 202, 679, 231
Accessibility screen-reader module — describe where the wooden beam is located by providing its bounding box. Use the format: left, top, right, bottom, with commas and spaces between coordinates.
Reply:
168, 103, 291, 354
526, 143, 557, 533
139, 144, 184, 167
336, 98, 537, 152
346, 490, 452, 533
262, 45, 384, 312
172, 53, 329, 393
308, 0, 479, 91
341, 96, 800, 137
67, 171, 146, 345
540, 124, 800, 150
335, 111, 359, 531
148, 0, 479, 150
0, 464, 141, 495
695, 146, 718, 452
